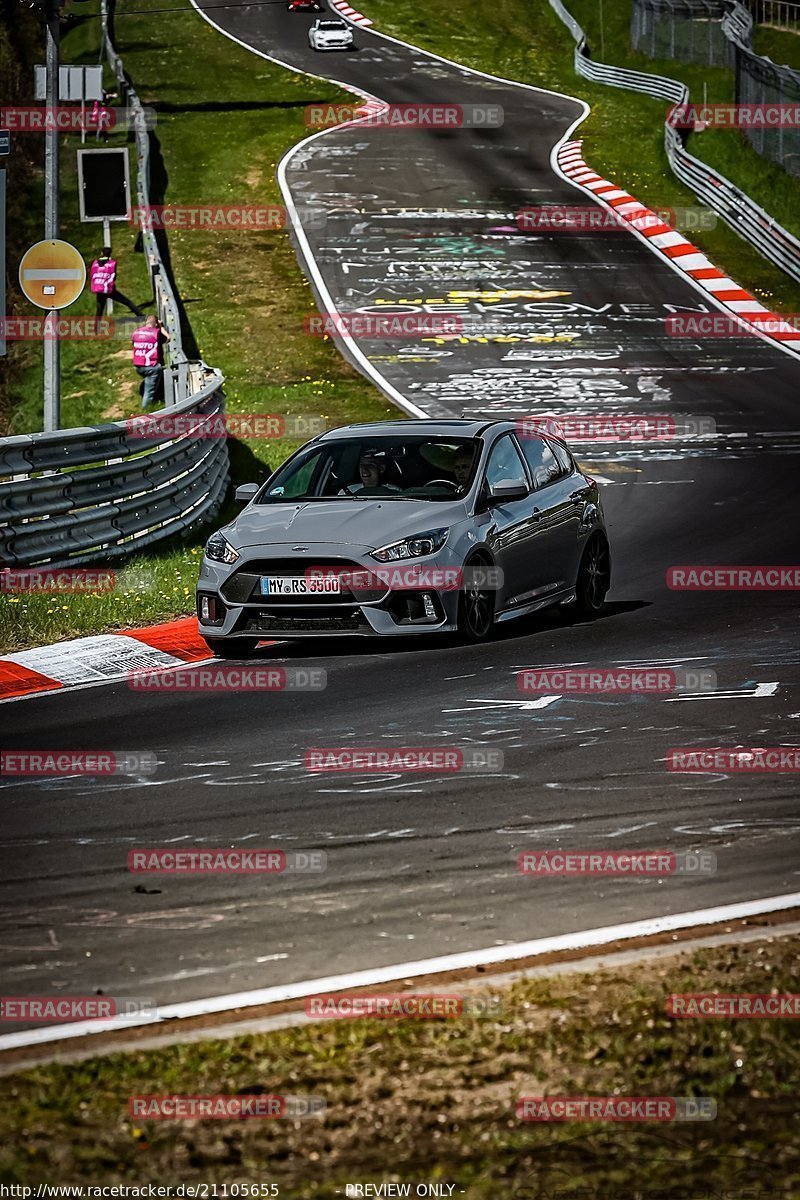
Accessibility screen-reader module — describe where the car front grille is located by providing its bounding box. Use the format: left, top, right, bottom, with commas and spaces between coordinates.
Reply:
241, 608, 371, 634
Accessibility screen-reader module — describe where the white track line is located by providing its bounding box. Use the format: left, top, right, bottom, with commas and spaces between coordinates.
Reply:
93, 10, 800, 1069
2, 892, 798, 1052
295, 0, 800, 368
187, 0, 596, 415
189, 0, 426, 417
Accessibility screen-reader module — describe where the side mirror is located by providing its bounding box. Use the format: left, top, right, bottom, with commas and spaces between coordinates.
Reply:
488, 479, 528, 504
234, 483, 259, 503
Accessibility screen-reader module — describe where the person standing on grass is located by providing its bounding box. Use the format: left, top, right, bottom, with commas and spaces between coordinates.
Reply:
91, 247, 144, 325
132, 316, 170, 410
89, 91, 115, 143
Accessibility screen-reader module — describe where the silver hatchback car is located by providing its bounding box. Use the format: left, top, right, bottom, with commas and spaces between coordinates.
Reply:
196, 419, 611, 655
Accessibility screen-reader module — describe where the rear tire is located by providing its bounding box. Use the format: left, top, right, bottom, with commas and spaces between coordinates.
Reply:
457, 556, 496, 642
203, 637, 261, 659
574, 534, 611, 618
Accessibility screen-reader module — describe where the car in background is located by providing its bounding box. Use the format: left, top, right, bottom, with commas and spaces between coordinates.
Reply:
196, 419, 611, 655
287, 0, 324, 12
309, 18, 354, 50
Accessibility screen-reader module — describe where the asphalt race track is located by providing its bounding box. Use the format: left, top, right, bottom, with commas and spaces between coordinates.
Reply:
1, 4, 799, 1020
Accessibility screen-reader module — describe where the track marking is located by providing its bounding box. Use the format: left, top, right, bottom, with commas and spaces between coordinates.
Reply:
187, 0, 596, 413
554, 142, 800, 364
1, 892, 798, 1052
442, 696, 562, 713
666, 682, 779, 703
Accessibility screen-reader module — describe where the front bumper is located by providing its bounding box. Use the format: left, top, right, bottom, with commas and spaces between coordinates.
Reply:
196, 544, 462, 639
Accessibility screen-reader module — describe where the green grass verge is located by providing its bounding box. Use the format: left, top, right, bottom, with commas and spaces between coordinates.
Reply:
754, 23, 800, 69
1, 0, 395, 655
357, 0, 800, 314
2, 935, 798, 1194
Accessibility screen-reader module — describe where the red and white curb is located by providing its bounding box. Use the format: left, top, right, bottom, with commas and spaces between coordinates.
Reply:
557, 140, 800, 354
329, 0, 372, 26
0, 618, 213, 703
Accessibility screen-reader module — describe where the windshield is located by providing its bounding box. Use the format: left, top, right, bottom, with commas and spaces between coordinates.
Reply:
258, 436, 481, 503
318, 20, 347, 27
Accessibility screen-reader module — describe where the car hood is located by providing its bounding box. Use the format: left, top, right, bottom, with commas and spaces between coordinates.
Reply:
228, 499, 465, 550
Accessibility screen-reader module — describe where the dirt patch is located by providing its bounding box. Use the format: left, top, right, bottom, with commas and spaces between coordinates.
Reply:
2, 935, 799, 1196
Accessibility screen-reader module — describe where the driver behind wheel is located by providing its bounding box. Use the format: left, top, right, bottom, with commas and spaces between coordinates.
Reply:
340, 450, 401, 495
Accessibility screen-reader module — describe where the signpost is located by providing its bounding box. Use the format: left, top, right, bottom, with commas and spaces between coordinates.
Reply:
77, 147, 131, 318
18, 239, 86, 310
34, 64, 103, 143
44, 0, 61, 432
77, 148, 130, 224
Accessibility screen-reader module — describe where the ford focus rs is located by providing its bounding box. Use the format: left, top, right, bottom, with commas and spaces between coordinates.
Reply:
309, 18, 354, 50
196, 419, 611, 655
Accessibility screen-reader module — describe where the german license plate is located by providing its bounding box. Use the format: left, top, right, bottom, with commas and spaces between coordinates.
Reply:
260, 576, 341, 596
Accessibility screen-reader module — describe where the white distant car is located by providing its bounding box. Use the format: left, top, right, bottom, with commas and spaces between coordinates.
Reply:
309, 18, 354, 50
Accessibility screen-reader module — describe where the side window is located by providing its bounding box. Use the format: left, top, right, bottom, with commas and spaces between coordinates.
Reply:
266, 450, 323, 499
548, 438, 574, 475
517, 435, 561, 490
485, 434, 528, 489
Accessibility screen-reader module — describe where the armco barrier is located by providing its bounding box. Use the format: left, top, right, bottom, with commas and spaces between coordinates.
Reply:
549, 0, 800, 284
0, 2, 230, 568
0, 373, 228, 567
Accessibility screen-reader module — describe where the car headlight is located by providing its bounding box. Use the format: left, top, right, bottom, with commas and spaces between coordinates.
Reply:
205, 531, 239, 564
370, 529, 448, 562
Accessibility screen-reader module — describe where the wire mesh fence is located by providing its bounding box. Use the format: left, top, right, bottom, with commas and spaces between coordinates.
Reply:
745, 0, 800, 29
631, 0, 734, 66
549, 0, 800, 281
735, 34, 800, 173
631, 0, 800, 175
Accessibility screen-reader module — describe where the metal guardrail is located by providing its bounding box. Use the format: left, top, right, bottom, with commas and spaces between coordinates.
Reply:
101, 0, 187, 404
0, 375, 228, 567
550, 0, 800, 284
0, 3, 229, 569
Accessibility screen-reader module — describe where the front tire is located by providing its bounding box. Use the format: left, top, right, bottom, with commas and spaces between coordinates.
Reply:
203, 636, 261, 659
457, 556, 496, 642
574, 534, 611, 618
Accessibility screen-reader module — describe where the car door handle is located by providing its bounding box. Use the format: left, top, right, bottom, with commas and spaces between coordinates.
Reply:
531, 508, 542, 520
569, 489, 588, 503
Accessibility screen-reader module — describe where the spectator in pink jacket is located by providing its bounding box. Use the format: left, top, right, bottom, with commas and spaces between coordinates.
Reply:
91, 248, 144, 324
132, 316, 170, 410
